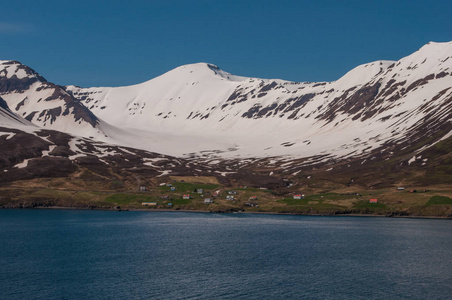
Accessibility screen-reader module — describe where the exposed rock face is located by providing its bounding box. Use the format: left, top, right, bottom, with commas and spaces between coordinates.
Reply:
0, 96, 10, 111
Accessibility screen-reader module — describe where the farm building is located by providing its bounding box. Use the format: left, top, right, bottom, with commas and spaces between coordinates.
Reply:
142, 202, 157, 206
397, 187, 405, 191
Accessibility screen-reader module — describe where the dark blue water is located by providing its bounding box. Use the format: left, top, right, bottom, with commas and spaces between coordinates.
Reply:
0, 210, 451, 299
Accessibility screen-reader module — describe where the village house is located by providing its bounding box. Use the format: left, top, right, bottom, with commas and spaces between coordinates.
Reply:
183, 194, 191, 200
226, 195, 235, 200
142, 202, 157, 206
196, 188, 204, 194
228, 191, 237, 195
170, 187, 176, 191
139, 186, 146, 192
369, 199, 378, 203
213, 191, 220, 197
249, 196, 258, 200
293, 194, 303, 199
397, 187, 405, 191
204, 198, 212, 204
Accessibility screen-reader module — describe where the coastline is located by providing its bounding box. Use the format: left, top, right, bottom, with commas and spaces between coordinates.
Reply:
2, 205, 451, 220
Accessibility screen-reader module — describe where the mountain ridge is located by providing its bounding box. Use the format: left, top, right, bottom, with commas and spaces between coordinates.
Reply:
1, 41, 452, 162
1, 42, 452, 215
59, 41, 452, 160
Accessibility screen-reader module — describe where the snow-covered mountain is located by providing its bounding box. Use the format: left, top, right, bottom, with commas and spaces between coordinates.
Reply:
1, 41, 452, 167
61, 41, 452, 162
0, 60, 118, 139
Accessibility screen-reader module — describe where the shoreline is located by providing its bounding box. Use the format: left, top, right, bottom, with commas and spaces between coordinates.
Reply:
2, 205, 451, 220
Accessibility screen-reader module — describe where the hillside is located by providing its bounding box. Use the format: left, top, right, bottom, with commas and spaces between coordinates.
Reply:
1, 42, 452, 216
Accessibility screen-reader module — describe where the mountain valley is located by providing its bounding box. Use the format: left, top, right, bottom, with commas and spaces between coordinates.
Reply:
1, 42, 452, 216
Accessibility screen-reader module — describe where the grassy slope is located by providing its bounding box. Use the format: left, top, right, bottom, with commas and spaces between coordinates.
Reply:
2, 134, 452, 216
1, 174, 452, 217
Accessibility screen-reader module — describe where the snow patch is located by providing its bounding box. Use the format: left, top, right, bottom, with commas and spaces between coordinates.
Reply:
0, 132, 15, 140
408, 156, 416, 165
214, 171, 237, 177
42, 145, 57, 157
158, 170, 172, 177
14, 159, 31, 168
68, 154, 87, 160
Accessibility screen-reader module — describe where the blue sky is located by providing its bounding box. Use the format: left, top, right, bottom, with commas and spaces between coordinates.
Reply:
1, 0, 451, 87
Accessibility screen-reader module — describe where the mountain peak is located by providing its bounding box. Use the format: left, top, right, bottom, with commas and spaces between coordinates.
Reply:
414, 41, 452, 58
162, 62, 247, 83
0, 60, 46, 81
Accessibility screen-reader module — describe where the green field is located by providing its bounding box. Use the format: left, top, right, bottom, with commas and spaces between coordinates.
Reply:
352, 200, 388, 210
159, 182, 219, 193
105, 193, 156, 205
278, 193, 357, 205
426, 195, 452, 205
1, 175, 452, 216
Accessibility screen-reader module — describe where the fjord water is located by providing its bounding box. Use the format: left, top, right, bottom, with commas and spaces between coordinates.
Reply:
1, 210, 451, 299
